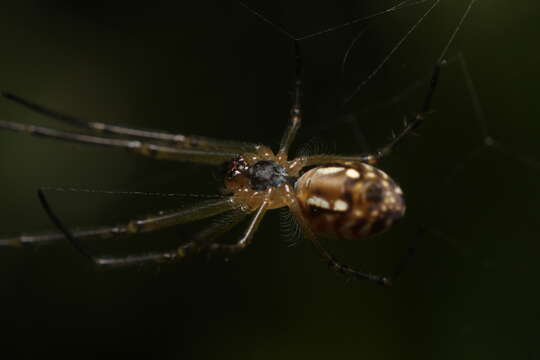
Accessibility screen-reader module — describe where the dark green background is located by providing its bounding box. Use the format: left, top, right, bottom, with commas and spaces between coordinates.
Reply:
0, 1, 539, 359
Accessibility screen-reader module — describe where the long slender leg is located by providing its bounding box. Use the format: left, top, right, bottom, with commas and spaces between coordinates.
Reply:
286, 196, 391, 286
0, 227, 123, 248
295, 153, 375, 168
208, 197, 270, 253
1, 92, 259, 153
37, 189, 244, 265
0, 120, 237, 165
95, 210, 249, 267
0, 194, 238, 248
84, 197, 269, 267
188, 210, 249, 248
366, 0, 478, 160
278, 41, 302, 159
298, 0, 478, 167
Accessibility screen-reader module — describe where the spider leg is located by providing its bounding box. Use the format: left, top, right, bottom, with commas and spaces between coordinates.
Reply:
287, 195, 392, 286
277, 41, 302, 158
296, 154, 375, 168
93, 210, 249, 267
0, 226, 125, 248
35, 188, 244, 265
47, 180, 270, 267
361, 0, 478, 163
1, 92, 259, 153
37, 199, 264, 268
208, 196, 270, 253
0, 193, 238, 250
297, 0, 478, 167
0, 120, 237, 164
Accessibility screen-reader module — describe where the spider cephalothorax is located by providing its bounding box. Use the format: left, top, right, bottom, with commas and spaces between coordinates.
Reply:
248, 160, 293, 191
223, 154, 295, 192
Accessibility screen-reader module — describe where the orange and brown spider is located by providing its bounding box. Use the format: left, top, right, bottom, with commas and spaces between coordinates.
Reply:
0, 0, 477, 285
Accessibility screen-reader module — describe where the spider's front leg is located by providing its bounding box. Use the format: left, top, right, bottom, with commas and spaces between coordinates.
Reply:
0, 194, 238, 249
1, 91, 259, 153
35, 187, 273, 267
95, 201, 269, 267
95, 210, 250, 267
32, 189, 244, 266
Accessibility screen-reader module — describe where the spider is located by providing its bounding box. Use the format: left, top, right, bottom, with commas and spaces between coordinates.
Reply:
0, 0, 477, 286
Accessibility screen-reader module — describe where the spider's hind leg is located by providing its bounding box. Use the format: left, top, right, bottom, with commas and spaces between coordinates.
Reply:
297, 0, 479, 168
0, 91, 259, 153
287, 196, 408, 286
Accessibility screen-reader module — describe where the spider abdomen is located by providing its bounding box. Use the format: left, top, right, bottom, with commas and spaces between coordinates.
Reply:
294, 163, 405, 239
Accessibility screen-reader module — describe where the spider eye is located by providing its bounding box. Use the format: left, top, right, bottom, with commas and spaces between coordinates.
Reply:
222, 156, 248, 178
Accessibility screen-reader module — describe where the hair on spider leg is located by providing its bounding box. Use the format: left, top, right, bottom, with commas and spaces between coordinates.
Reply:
299, 2, 465, 152
39, 186, 225, 199
300, 81, 425, 147
279, 207, 302, 247
295, 135, 337, 161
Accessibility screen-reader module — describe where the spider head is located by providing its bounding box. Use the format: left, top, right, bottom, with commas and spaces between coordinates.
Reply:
248, 160, 294, 191
222, 156, 295, 193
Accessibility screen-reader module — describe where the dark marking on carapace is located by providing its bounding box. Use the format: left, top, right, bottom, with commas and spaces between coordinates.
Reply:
365, 183, 384, 203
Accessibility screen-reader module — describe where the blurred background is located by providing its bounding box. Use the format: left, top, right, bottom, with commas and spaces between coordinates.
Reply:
0, 1, 539, 359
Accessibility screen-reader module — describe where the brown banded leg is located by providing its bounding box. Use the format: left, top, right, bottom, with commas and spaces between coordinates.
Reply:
94, 210, 249, 267
0, 192, 238, 251
0, 205, 245, 249
35, 189, 245, 265
299, 0, 478, 167
277, 41, 302, 159
1, 92, 259, 153
208, 197, 270, 254
363, 0, 479, 161
0, 226, 127, 248
296, 154, 376, 168
298, 65, 445, 167
0, 120, 237, 165
286, 195, 392, 286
